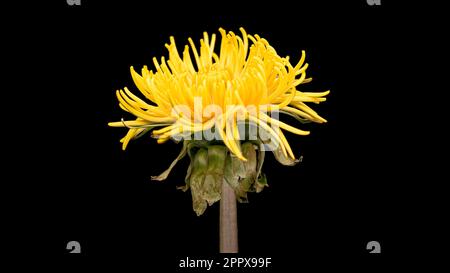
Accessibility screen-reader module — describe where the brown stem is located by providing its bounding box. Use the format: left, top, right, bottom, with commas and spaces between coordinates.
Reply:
219, 181, 238, 253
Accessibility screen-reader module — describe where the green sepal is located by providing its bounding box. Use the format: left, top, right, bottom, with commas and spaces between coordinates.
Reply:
176, 140, 209, 192
189, 148, 209, 216
203, 145, 227, 206
223, 142, 261, 203
186, 145, 229, 216
151, 140, 188, 181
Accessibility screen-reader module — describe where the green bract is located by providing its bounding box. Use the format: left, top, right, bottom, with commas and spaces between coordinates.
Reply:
152, 137, 299, 216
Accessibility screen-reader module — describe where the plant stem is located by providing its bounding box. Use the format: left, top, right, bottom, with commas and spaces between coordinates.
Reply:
220, 181, 238, 253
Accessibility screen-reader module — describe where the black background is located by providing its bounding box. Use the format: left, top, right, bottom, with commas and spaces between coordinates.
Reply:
8, 0, 440, 270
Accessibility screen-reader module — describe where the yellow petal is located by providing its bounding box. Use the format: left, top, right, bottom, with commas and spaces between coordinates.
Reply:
259, 112, 310, 136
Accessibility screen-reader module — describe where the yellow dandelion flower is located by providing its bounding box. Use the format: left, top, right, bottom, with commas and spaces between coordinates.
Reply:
109, 28, 328, 158
109, 27, 329, 216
